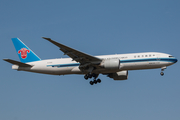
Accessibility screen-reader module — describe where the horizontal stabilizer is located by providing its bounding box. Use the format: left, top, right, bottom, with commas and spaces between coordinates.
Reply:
3, 59, 32, 67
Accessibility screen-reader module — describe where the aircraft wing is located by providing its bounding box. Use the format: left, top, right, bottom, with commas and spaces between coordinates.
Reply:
42, 37, 102, 64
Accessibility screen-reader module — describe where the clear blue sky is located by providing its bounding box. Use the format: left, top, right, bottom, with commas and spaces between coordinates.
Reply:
1, 0, 180, 120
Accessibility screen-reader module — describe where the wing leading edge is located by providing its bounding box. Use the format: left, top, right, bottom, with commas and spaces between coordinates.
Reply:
42, 37, 102, 64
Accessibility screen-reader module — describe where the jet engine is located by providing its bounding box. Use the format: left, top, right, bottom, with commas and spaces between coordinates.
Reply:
108, 70, 128, 80
100, 59, 120, 69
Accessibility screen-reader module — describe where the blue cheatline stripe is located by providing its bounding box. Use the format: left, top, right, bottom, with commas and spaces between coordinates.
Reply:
47, 58, 177, 68
47, 63, 80, 68
121, 58, 177, 63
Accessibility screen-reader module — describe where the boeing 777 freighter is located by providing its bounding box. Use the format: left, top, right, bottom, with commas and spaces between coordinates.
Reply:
3, 38, 178, 85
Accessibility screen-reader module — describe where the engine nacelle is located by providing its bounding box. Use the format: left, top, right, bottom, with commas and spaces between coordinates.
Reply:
100, 59, 120, 69
108, 70, 128, 80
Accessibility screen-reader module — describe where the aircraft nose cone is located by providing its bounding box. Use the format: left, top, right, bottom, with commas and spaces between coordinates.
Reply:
174, 58, 178, 63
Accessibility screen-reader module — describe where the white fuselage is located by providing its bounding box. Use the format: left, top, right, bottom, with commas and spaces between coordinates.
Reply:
12, 52, 177, 75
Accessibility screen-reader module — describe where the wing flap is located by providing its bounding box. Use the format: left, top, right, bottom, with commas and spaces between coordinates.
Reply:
3, 59, 32, 67
42, 37, 102, 64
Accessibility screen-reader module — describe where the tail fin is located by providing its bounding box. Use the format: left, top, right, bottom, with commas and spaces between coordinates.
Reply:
12, 38, 41, 63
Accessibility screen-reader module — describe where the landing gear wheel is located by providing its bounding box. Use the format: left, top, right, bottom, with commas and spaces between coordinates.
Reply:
88, 73, 92, 79
160, 72, 164, 76
92, 73, 98, 78
84, 75, 88, 80
97, 79, 101, 83
93, 80, 97, 84
90, 81, 94, 85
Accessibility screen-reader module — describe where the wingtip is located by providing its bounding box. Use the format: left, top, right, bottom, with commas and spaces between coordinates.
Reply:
42, 37, 52, 41
3, 58, 9, 61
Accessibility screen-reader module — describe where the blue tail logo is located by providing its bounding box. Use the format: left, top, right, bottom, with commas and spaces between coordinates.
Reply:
12, 38, 41, 63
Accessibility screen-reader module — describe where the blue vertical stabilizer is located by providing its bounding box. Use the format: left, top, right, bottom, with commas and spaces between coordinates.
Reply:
12, 38, 41, 63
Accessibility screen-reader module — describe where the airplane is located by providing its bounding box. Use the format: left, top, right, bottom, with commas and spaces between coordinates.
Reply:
3, 37, 178, 85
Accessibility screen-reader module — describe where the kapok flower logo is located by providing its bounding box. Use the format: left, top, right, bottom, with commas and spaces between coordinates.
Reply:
18, 48, 30, 59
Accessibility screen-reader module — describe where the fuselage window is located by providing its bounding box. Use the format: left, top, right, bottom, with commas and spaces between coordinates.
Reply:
142, 55, 144, 57
169, 56, 174, 58
149, 55, 151, 57
134, 56, 136, 58
145, 55, 148, 57
138, 55, 140, 57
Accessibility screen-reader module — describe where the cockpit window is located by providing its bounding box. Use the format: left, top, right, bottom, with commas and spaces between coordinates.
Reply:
169, 56, 174, 58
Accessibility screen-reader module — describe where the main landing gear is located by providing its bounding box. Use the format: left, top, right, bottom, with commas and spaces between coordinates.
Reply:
84, 73, 101, 85
160, 66, 166, 76
89, 79, 101, 85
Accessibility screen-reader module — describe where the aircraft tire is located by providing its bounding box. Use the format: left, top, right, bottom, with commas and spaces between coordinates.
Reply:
160, 72, 164, 76
94, 80, 97, 84
84, 75, 88, 80
90, 81, 94, 85
97, 79, 101, 83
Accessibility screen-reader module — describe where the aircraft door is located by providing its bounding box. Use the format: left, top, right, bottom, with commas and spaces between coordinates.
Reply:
156, 54, 161, 61
156, 54, 161, 65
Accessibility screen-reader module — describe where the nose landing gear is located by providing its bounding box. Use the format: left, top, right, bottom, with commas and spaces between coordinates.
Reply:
160, 66, 166, 76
